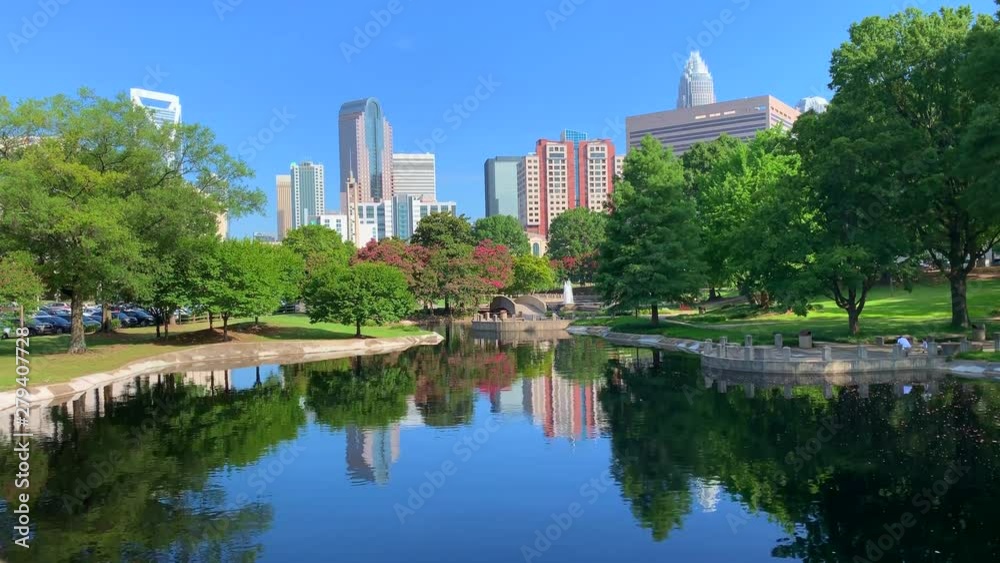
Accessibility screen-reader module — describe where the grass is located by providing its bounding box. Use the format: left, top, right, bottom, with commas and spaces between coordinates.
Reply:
0, 314, 427, 390
574, 278, 1000, 345
954, 351, 1000, 362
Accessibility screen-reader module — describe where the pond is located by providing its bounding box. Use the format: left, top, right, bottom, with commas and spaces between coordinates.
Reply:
1, 326, 999, 562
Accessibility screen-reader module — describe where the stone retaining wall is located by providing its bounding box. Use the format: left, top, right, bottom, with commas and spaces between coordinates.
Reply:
0, 333, 443, 412
567, 325, 998, 380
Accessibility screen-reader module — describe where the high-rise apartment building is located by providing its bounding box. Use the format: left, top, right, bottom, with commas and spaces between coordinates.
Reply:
517, 154, 542, 234
391, 153, 436, 200
276, 174, 293, 240
129, 88, 182, 128
484, 156, 520, 217
339, 97, 393, 209
627, 95, 800, 155
677, 52, 716, 109
290, 162, 325, 229
516, 137, 620, 237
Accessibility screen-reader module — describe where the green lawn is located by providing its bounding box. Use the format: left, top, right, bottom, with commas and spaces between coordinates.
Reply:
954, 351, 1000, 362
574, 278, 1000, 345
0, 314, 427, 390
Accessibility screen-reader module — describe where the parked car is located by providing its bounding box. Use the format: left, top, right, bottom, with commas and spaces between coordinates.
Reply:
83, 318, 101, 331
113, 312, 137, 327
125, 309, 155, 326
25, 317, 55, 336
34, 314, 71, 334
45, 302, 71, 314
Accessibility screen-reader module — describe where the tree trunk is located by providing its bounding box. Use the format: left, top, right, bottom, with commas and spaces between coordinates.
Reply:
254, 315, 259, 327
355, 319, 363, 338
709, 287, 718, 301
101, 302, 111, 333
848, 310, 860, 336
222, 314, 228, 340
444, 295, 450, 315
164, 314, 170, 337
651, 303, 659, 325
69, 296, 87, 354
209, 311, 214, 330
948, 275, 970, 328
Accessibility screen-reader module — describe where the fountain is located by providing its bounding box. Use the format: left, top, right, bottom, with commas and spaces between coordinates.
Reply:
563, 280, 575, 306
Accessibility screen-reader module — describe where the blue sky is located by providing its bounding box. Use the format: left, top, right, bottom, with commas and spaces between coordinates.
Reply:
2, 0, 995, 238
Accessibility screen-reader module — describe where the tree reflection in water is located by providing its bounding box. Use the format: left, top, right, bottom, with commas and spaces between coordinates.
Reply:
600, 350, 1000, 561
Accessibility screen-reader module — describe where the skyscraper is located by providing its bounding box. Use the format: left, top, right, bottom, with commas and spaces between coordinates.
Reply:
677, 51, 716, 109
290, 162, 325, 229
130, 88, 182, 128
391, 153, 436, 200
339, 98, 393, 209
276, 174, 292, 240
484, 156, 520, 217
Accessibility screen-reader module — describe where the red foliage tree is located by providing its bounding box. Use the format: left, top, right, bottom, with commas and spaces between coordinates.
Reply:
472, 240, 513, 291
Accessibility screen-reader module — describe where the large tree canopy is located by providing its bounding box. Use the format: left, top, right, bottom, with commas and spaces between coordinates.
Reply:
283, 224, 355, 276
202, 240, 303, 338
303, 262, 414, 337
0, 90, 264, 351
597, 136, 705, 323
547, 207, 607, 284
410, 211, 474, 249
826, 6, 1000, 327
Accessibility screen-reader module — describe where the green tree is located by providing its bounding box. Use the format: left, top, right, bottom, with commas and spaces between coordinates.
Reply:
681, 134, 743, 298
698, 128, 802, 308
0, 90, 263, 352
472, 215, 530, 256
303, 262, 414, 337
547, 207, 607, 283
283, 224, 355, 277
410, 211, 474, 248
597, 136, 705, 323
790, 105, 919, 335
0, 251, 44, 316
507, 254, 556, 295
827, 6, 1000, 327
203, 240, 303, 338
146, 236, 219, 338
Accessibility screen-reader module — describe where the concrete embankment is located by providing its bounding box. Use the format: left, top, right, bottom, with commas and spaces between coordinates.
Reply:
567, 326, 1000, 381
0, 333, 443, 412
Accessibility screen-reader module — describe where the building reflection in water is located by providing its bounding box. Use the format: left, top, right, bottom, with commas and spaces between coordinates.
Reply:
346, 424, 401, 485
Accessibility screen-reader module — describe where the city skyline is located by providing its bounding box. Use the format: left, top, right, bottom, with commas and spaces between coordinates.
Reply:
9, 1, 992, 238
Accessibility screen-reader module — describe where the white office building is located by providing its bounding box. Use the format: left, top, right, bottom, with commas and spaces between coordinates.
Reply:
392, 153, 436, 200
130, 88, 182, 128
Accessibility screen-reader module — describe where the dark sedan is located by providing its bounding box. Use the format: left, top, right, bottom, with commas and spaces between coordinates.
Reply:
34, 314, 71, 334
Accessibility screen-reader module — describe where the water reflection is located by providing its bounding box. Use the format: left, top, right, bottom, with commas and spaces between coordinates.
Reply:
1, 328, 998, 562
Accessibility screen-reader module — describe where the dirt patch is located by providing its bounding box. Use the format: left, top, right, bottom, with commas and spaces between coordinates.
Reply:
159, 328, 247, 346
